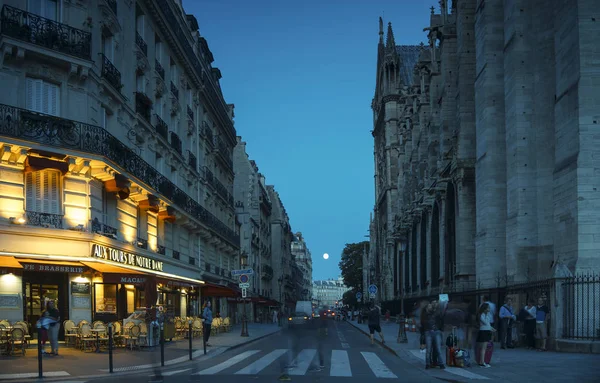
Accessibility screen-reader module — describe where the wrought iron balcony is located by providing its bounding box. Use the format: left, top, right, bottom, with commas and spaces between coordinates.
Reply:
154, 114, 168, 141
0, 5, 92, 60
91, 218, 118, 238
172, 250, 180, 260
216, 135, 233, 170
136, 237, 148, 249
203, 166, 214, 183
187, 105, 194, 121
187, 151, 197, 170
135, 92, 152, 123
135, 31, 147, 56
170, 131, 182, 156
105, 0, 117, 15
25, 211, 63, 229
170, 81, 179, 100
100, 54, 121, 91
157, 245, 166, 255
155, 59, 165, 79
0, 103, 240, 248
202, 122, 214, 147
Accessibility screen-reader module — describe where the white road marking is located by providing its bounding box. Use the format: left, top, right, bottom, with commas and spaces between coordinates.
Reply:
287, 349, 317, 375
155, 368, 192, 376
341, 342, 350, 349
408, 350, 490, 379
194, 350, 260, 375
235, 349, 287, 375
0, 371, 70, 380
330, 349, 352, 377
361, 352, 397, 378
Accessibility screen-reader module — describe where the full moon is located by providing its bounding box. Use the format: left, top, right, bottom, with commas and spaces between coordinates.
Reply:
323, 253, 329, 260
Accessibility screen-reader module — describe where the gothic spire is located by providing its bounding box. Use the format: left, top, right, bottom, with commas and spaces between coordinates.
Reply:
386, 22, 396, 50
379, 17, 384, 44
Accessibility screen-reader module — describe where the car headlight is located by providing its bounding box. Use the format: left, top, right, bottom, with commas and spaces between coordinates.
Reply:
303, 316, 308, 320
288, 318, 292, 321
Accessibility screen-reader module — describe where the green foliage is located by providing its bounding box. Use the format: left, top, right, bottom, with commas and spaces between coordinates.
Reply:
342, 290, 357, 306
338, 241, 368, 291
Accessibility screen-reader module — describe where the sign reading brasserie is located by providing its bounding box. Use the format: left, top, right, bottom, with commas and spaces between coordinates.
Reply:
92, 244, 163, 272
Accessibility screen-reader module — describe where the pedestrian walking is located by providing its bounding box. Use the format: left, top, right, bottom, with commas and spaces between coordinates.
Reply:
476, 303, 496, 368
273, 310, 278, 325
368, 304, 385, 345
44, 300, 60, 356
421, 301, 446, 369
202, 301, 213, 346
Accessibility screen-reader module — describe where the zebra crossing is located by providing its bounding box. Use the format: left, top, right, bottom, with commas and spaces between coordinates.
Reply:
192, 348, 399, 378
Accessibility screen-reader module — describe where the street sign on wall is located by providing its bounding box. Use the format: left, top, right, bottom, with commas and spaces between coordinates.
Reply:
369, 284, 377, 298
242, 288, 247, 298
239, 274, 249, 283
239, 282, 250, 288
232, 269, 254, 275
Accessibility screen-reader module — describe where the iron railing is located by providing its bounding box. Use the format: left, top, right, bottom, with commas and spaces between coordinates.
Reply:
105, 0, 117, 15
202, 166, 233, 206
135, 92, 152, 123
216, 135, 233, 170
170, 131, 182, 155
25, 211, 63, 229
136, 237, 148, 249
172, 250, 180, 260
91, 218, 118, 238
204, 124, 214, 147
100, 54, 121, 91
155, 59, 165, 79
135, 31, 147, 56
154, 114, 168, 141
0, 5, 92, 60
157, 245, 166, 255
563, 273, 600, 340
0, 103, 240, 247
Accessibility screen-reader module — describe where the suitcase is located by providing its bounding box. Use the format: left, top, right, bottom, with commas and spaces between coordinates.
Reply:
476, 341, 494, 364
446, 327, 458, 366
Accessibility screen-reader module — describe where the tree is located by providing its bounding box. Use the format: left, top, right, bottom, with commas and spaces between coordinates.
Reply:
339, 241, 368, 291
342, 290, 358, 307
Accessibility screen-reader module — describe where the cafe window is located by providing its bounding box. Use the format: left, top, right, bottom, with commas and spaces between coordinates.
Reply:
94, 283, 117, 315
25, 170, 61, 214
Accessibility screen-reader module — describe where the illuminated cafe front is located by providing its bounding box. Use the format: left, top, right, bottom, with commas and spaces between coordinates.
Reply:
0, 243, 205, 334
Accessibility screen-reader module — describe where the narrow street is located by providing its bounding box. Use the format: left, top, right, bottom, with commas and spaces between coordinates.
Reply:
82, 320, 435, 383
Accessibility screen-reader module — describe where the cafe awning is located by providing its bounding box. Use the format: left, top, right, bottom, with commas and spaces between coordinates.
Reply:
81, 262, 144, 274
201, 283, 240, 298
0, 256, 23, 269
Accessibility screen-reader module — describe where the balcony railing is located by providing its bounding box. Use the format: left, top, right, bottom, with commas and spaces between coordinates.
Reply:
170, 131, 182, 156
172, 250, 180, 260
0, 103, 240, 247
91, 218, 117, 238
135, 92, 152, 123
135, 31, 147, 56
25, 211, 63, 229
202, 166, 233, 206
105, 0, 117, 15
155, 59, 165, 79
187, 151, 197, 170
202, 122, 214, 147
100, 54, 121, 91
157, 245, 166, 255
216, 135, 233, 170
0, 5, 92, 60
187, 105, 194, 121
136, 237, 148, 249
170, 81, 178, 100
154, 114, 168, 141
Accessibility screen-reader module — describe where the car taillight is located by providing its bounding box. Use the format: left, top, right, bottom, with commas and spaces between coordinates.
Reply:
332, 312, 335, 316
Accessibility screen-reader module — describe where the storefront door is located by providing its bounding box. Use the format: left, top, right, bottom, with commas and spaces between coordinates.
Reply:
23, 272, 68, 340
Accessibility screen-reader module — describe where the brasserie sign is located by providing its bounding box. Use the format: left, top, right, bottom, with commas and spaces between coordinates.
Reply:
92, 244, 163, 272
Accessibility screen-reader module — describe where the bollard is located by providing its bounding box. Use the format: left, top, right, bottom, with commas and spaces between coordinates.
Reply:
108, 323, 114, 373
160, 322, 165, 367
188, 320, 193, 361
397, 315, 408, 343
37, 327, 43, 379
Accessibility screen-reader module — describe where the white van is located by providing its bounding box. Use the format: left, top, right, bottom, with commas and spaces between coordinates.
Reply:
295, 301, 313, 317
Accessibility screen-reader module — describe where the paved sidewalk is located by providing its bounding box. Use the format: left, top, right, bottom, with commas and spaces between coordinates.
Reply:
347, 318, 600, 382
0, 323, 281, 381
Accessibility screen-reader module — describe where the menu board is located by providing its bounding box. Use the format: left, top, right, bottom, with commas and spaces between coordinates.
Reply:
96, 297, 117, 314
71, 282, 91, 295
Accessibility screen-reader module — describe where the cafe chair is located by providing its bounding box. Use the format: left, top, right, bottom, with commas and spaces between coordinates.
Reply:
78, 324, 96, 352
9, 328, 26, 356
63, 320, 78, 348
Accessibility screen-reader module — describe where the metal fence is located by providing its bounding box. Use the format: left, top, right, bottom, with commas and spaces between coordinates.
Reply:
562, 273, 600, 341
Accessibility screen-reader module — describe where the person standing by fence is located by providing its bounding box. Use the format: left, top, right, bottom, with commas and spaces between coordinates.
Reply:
535, 297, 550, 351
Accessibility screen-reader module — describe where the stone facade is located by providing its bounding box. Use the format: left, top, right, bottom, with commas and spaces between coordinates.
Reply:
291, 232, 313, 301
312, 277, 351, 308
0, 0, 240, 322
371, 0, 600, 307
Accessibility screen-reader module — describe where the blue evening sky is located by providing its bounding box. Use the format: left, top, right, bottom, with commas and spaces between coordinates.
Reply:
184, 0, 433, 281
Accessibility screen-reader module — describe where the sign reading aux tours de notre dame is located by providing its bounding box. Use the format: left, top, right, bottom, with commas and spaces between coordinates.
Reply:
91, 244, 164, 272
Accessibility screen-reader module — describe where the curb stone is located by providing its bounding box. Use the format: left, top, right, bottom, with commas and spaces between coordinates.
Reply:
5, 328, 282, 382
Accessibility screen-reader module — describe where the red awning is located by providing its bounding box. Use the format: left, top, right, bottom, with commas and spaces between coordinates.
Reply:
201, 283, 240, 298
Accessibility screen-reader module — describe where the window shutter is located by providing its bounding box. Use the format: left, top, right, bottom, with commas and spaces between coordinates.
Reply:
101, 107, 107, 129
48, 170, 60, 214
26, 78, 43, 113
25, 172, 36, 212
43, 82, 59, 116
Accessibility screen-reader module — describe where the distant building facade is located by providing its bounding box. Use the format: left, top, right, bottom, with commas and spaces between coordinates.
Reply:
291, 232, 313, 301
312, 277, 351, 308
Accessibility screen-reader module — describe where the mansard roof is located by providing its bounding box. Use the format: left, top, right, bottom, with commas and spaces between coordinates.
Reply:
395, 45, 422, 86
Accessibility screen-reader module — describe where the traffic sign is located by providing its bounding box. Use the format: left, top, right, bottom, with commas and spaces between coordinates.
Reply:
239, 282, 250, 288
242, 288, 247, 298
368, 284, 378, 294
239, 274, 249, 284
232, 268, 254, 276
356, 292, 362, 300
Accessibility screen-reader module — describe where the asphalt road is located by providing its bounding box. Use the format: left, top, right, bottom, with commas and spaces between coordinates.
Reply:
79, 320, 440, 383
